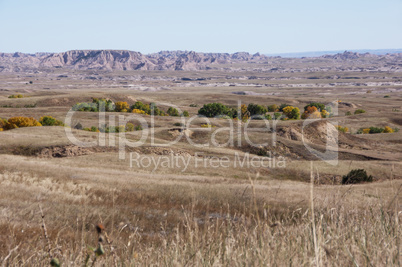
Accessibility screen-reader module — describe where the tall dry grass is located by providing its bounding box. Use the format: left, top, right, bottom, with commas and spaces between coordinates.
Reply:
0, 169, 400, 266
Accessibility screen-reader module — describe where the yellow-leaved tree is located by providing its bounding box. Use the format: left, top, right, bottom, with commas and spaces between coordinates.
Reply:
383, 126, 394, 133
240, 104, 250, 121
4, 117, 42, 130
115, 101, 129, 112
282, 106, 300, 120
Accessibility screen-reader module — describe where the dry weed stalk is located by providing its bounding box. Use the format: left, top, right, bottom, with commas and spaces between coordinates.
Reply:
310, 162, 320, 266
39, 205, 60, 267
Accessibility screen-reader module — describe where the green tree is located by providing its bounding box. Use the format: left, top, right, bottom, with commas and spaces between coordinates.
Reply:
267, 104, 279, 112
247, 103, 268, 116
198, 103, 231, 118
126, 123, 135, 132
167, 107, 179, 116
39, 116, 64, 126
131, 101, 151, 114
354, 109, 366, 115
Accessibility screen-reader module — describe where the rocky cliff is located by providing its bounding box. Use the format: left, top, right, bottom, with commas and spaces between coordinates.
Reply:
0, 50, 400, 72
0, 50, 268, 72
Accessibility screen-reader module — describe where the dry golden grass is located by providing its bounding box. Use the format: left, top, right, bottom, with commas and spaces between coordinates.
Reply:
0, 65, 401, 266
0, 153, 400, 266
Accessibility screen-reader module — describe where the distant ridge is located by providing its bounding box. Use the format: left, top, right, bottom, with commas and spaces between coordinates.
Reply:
0, 49, 401, 72
0, 50, 267, 72
266, 49, 402, 58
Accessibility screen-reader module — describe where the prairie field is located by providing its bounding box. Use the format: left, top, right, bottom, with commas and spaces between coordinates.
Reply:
0, 57, 401, 266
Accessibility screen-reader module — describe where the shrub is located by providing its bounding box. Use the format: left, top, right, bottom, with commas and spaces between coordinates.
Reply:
115, 101, 129, 112
0, 118, 7, 131
384, 95, 390, 98
173, 122, 184, 127
104, 125, 126, 133
189, 104, 198, 107
4, 116, 42, 130
342, 169, 373, 184
247, 103, 267, 116
362, 128, 370, 134
383, 126, 394, 133
369, 127, 384, 134
354, 109, 366, 115
201, 124, 215, 128
24, 103, 37, 108
321, 110, 329, 118
279, 104, 291, 112
251, 115, 266, 120
73, 102, 98, 112
131, 101, 150, 114
74, 122, 83, 130
182, 111, 189, 117
158, 110, 167, 116
240, 104, 250, 121
265, 114, 272, 120
8, 94, 23, 99
302, 106, 321, 119
345, 111, 352, 116
131, 109, 146, 114
150, 103, 162, 115
167, 107, 179, 116
39, 116, 64, 126
135, 125, 143, 131
274, 112, 282, 120
336, 125, 348, 133
126, 123, 135, 132
283, 106, 300, 120
92, 98, 114, 112
198, 103, 232, 118
267, 104, 279, 112
90, 126, 99, 132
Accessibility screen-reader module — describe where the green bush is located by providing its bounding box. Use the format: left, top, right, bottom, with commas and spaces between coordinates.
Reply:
151, 103, 161, 115
342, 169, 373, 184
131, 101, 150, 114
274, 112, 282, 120
39, 116, 64, 126
368, 127, 384, 134
73, 102, 99, 112
182, 111, 189, 117
354, 109, 366, 115
247, 103, 267, 116
92, 98, 114, 112
74, 122, 83, 130
126, 123, 135, 132
198, 103, 232, 118
267, 104, 279, 112
345, 111, 352, 116
167, 107, 179, 116
8, 94, 24, 99
250, 115, 265, 120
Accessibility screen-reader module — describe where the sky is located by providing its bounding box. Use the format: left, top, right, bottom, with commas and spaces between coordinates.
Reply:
0, 0, 401, 54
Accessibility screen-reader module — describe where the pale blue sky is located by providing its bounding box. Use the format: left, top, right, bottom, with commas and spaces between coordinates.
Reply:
0, 0, 401, 54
